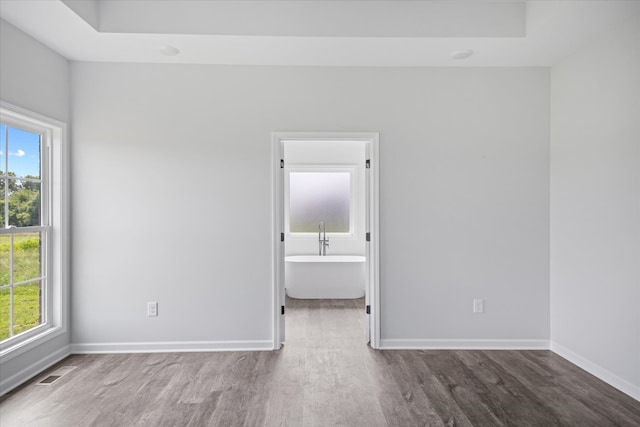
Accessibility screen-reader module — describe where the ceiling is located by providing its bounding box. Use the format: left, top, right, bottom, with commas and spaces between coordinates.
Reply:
1, 0, 639, 67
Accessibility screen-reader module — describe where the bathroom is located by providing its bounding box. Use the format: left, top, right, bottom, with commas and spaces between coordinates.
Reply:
281, 138, 370, 341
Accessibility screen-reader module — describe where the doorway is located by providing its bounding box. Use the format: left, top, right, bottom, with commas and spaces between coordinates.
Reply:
271, 132, 379, 349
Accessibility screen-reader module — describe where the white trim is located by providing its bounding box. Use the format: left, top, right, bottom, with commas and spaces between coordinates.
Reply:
0, 325, 65, 362
551, 341, 640, 402
0, 101, 69, 360
70, 340, 274, 354
271, 132, 380, 349
0, 344, 70, 396
380, 339, 550, 350
0, 101, 66, 138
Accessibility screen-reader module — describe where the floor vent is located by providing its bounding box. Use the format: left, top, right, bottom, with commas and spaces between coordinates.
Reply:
35, 366, 77, 386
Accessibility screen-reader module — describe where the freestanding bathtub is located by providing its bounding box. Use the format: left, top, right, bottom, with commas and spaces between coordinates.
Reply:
285, 255, 366, 299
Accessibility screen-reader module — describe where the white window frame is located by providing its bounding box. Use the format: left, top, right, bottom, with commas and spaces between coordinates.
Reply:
0, 101, 68, 362
284, 165, 358, 240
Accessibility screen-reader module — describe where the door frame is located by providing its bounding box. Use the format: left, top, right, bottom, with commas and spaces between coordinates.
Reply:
271, 132, 380, 349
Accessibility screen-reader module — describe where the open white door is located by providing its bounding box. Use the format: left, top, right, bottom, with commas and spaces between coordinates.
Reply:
279, 156, 286, 345
364, 145, 371, 343
273, 138, 285, 349
367, 135, 379, 349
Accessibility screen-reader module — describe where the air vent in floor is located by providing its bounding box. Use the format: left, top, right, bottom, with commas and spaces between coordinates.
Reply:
35, 366, 77, 386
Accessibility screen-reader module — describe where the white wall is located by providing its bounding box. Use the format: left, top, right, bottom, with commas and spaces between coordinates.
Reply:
0, 20, 70, 124
0, 19, 70, 393
70, 63, 550, 351
284, 140, 366, 256
550, 16, 640, 400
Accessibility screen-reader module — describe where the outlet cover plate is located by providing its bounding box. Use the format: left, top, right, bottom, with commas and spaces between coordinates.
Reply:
147, 301, 158, 317
473, 299, 484, 313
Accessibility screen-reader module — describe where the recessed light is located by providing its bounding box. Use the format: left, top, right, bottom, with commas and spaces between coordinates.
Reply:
159, 45, 180, 56
451, 49, 474, 60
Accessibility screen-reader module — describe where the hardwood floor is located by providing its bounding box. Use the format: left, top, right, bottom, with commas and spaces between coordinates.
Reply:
1, 297, 639, 426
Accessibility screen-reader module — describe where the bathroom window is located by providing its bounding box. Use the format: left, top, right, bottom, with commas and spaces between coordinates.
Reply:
287, 168, 355, 234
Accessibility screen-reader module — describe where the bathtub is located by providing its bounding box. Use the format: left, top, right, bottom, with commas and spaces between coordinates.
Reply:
285, 255, 366, 299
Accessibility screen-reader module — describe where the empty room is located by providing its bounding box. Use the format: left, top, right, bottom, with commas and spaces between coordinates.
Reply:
0, 1, 639, 425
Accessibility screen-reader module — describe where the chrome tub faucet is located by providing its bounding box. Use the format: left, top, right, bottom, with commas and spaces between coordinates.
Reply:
318, 222, 329, 256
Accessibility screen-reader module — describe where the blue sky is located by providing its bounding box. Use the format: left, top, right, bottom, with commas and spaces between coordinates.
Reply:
0, 124, 41, 178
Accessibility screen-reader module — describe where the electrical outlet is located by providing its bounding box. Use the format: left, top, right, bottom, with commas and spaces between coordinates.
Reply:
473, 299, 484, 313
147, 302, 158, 317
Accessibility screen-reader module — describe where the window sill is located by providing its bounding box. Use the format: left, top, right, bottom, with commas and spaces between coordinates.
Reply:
0, 324, 66, 363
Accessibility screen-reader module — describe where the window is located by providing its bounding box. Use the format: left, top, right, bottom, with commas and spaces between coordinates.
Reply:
0, 102, 67, 357
285, 167, 356, 235
1, 124, 45, 341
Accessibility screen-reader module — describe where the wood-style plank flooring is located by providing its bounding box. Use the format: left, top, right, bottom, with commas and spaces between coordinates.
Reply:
1, 297, 639, 426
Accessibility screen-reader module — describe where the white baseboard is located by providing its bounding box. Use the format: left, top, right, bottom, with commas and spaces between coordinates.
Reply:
550, 341, 640, 402
70, 340, 274, 354
379, 339, 550, 350
0, 345, 71, 396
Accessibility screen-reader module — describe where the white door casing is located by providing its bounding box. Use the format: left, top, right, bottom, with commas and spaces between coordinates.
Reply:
271, 132, 380, 349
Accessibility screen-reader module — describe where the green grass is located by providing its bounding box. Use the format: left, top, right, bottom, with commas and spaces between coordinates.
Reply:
1, 233, 42, 341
